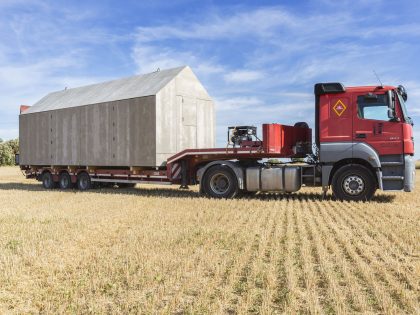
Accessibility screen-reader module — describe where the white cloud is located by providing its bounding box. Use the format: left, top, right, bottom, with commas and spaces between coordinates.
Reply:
131, 44, 224, 78
214, 96, 263, 111
224, 70, 264, 83
135, 7, 297, 43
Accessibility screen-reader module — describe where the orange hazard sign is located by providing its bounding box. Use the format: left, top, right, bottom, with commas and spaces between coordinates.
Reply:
333, 100, 347, 116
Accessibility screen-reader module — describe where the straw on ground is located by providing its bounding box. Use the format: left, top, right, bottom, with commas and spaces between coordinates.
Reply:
0, 166, 419, 314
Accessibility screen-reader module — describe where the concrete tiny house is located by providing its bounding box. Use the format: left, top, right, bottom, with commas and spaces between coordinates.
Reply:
19, 66, 215, 167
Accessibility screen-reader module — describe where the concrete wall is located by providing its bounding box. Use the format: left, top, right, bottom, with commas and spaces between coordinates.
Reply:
79, 102, 113, 166
19, 112, 51, 165
111, 97, 156, 166
20, 67, 214, 167
155, 66, 215, 165
78, 97, 156, 166
196, 98, 214, 148
52, 107, 80, 165
155, 79, 178, 165
20, 96, 156, 167
177, 67, 215, 150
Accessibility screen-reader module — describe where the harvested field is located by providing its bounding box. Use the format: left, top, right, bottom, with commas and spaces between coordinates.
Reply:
0, 166, 419, 314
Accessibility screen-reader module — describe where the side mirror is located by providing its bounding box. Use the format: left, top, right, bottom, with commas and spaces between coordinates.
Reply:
398, 85, 408, 101
387, 90, 395, 109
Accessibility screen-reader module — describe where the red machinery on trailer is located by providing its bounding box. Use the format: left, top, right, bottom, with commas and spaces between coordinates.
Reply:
20, 83, 415, 201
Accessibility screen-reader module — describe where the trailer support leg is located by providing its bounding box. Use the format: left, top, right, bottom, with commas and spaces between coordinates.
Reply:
322, 186, 328, 200
179, 160, 189, 190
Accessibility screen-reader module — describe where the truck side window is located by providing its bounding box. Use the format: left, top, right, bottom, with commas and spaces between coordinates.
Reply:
357, 94, 389, 121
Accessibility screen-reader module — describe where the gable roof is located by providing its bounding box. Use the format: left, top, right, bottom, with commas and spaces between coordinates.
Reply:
23, 66, 187, 114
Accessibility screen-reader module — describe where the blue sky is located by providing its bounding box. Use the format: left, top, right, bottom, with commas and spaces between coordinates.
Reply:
1, 0, 420, 155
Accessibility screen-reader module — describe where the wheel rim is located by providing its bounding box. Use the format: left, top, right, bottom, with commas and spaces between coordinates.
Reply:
79, 176, 89, 190
342, 175, 365, 196
209, 173, 230, 195
61, 175, 69, 188
44, 175, 51, 187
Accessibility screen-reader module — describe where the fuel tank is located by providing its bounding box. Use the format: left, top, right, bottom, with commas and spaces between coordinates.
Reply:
246, 166, 302, 192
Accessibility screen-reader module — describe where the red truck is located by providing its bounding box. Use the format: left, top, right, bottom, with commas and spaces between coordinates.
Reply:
19, 82, 415, 201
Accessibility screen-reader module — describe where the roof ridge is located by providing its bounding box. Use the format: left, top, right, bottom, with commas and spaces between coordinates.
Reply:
49, 65, 187, 95
23, 66, 188, 114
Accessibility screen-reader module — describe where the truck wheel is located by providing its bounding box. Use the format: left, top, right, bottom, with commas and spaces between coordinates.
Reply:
42, 172, 56, 189
202, 165, 239, 198
59, 172, 73, 189
77, 172, 92, 191
332, 164, 376, 201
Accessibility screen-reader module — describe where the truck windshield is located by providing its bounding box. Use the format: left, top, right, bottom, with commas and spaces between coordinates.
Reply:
396, 91, 412, 124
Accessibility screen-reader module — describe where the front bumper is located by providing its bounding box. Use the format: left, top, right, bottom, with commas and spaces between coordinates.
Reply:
404, 155, 416, 192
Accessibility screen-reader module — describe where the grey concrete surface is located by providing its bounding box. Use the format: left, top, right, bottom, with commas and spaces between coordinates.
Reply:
19, 66, 215, 167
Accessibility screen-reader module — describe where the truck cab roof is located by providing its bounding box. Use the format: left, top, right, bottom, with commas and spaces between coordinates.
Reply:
314, 82, 396, 96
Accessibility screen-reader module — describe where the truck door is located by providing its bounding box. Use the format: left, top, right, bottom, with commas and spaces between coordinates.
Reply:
352, 92, 403, 155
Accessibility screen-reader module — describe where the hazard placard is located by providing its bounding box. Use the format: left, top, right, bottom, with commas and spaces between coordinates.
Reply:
333, 100, 347, 116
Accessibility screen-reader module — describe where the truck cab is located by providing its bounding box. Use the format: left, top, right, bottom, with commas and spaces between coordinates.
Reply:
315, 83, 415, 199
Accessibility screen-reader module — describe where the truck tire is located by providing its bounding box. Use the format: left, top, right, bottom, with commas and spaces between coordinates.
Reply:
59, 172, 73, 189
332, 164, 376, 201
202, 165, 239, 198
77, 172, 92, 191
42, 172, 56, 189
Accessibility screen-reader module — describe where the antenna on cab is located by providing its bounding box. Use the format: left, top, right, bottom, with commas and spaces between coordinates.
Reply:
373, 70, 383, 88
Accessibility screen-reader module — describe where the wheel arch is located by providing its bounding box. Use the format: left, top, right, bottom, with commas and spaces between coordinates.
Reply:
320, 142, 381, 168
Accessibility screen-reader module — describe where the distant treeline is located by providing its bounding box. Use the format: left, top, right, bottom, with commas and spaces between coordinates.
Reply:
0, 139, 19, 166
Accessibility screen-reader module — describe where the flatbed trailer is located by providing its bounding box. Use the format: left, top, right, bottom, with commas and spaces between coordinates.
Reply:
21, 145, 319, 189
19, 82, 416, 201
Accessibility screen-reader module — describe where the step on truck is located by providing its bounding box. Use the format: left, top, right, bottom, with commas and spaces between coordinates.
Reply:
17, 67, 415, 201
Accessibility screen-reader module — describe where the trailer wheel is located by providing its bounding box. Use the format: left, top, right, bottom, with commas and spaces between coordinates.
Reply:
202, 165, 239, 198
42, 172, 56, 189
332, 164, 376, 201
77, 172, 92, 191
59, 172, 73, 189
